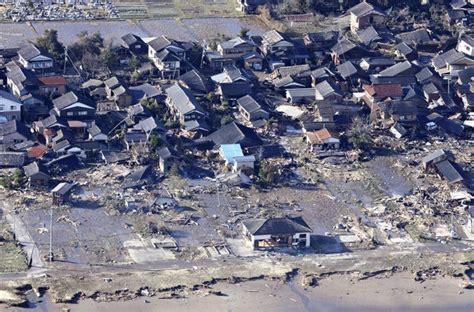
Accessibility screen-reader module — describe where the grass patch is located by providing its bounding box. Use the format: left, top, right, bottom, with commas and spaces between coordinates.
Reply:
0, 220, 28, 273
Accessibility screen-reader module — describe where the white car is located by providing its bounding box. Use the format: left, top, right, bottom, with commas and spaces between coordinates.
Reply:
425, 122, 438, 131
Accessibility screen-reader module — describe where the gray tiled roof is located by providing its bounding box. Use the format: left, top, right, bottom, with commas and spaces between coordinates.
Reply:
243, 217, 312, 236
165, 84, 205, 116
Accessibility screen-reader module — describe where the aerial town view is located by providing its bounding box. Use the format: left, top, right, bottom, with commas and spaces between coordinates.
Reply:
0, 0, 473, 311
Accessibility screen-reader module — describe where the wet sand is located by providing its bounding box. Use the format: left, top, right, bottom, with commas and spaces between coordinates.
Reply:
21, 272, 472, 312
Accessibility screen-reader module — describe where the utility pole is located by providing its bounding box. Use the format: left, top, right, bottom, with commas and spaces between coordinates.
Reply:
48, 207, 54, 262
12, 209, 16, 241
63, 45, 67, 75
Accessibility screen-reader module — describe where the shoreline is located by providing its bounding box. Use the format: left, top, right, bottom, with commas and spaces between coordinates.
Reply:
9, 271, 472, 312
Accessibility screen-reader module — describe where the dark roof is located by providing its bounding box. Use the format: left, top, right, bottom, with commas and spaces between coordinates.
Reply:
378, 61, 417, 77
396, 29, 432, 45
178, 69, 213, 94
18, 42, 51, 61
438, 119, 464, 136
247, 144, 285, 160
243, 217, 312, 236
104, 76, 121, 90
183, 119, 210, 132
23, 161, 49, 177
332, 37, 357, 55
201, 121, 262, 148
450, 0, 468, 9
101, 151, 130, 164
0, 120, 31, 139
422, 149, 447, 164
415, 67, 434, 84
219, 37, 254, 49
95, 110, 128, 135
165, 84, 205, 116
237, 95, 263, 114
435, 160, 463, 184
337, 61, 359, 79
315, 80, 342, 97
156, 49, 181, 62
361, 57, 396, 67
311, 67, 335, 81
53, 91, 94, 110
148, 36, 190, 53
0, 152, 26, 167
262, 30, 287, 45
129, 83, 162, 101
394, 42, 414, 56
38, 115, 68, 129
457, 67, 474, 86
447, 9, 466, 20
357, 26, 381, 45
123, 165, 153, 189
51, 182, 76, 195
219, 82, 252, 99
348, 1, 384, 17
305, 31, 339, 43
121, 33, 143, 47
459, 33, 474, 47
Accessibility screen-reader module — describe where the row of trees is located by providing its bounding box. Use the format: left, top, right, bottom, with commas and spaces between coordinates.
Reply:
36, 29, 118, 77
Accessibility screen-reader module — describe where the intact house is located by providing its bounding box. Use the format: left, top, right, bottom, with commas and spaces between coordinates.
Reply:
121, 33, 148, 55
314, 80, 343, 103
348, 1, 386, 33
199, 121, 262, 149
23, 161, 50, 188
206, 37, 257, 70
236, 95, 269, 122
17, 42, 53, 71
0, 90, 22, 121
219, 143, 256, 173
37, 75, 67, 96
165, 83, 207, 127
260, 30, 309, 69
305, 128, 340, 151
457, 32, 474, 58
52, 92, 96, 120
148, 36, 192, 78
242, 217, 312, 250
0, 120, 31, 146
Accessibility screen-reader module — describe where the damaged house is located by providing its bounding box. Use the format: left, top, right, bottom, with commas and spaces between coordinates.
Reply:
242, 216, 312, 250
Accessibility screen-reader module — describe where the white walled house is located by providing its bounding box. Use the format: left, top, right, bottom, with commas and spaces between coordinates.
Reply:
0, 90, 22, 121
17, 43, 53, 71
242, 217, 312, 250
457, 33, 474, 57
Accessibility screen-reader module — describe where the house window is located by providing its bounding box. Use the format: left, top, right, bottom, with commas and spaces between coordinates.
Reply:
78, 111, 88, 116
67, 112, 74, 116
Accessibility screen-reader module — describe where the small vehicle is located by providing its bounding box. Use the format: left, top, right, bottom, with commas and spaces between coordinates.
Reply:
425, 122, 438, 131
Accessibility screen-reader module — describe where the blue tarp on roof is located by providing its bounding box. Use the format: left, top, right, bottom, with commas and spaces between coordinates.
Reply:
220, 144, 244, 163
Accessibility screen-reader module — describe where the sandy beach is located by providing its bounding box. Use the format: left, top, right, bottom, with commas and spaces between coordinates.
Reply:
7, 272, 469, 312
